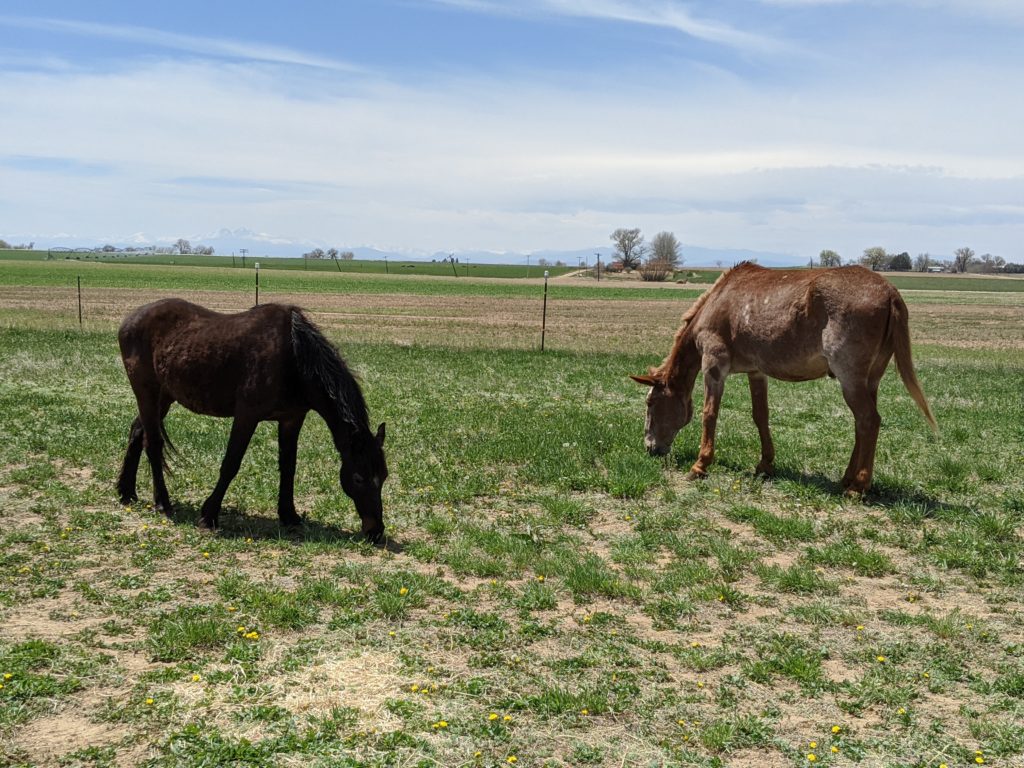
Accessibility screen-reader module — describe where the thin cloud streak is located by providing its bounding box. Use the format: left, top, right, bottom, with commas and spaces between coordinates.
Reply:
426, 0, 789, 53
0, 16, 364, 72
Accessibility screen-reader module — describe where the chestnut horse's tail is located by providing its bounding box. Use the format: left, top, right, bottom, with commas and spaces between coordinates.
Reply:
890, 293, 938, 434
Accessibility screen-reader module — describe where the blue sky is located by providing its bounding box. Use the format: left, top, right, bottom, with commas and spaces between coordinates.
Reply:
1, 0, 1022, 260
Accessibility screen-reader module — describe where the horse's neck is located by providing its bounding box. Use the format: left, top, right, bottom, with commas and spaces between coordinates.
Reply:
316, 403, 359, 455
663, 331, 700, 394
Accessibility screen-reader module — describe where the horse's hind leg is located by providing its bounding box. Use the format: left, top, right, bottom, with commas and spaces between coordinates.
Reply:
276, 414, 306, 527
199, 416, 258, 530
117, 417, 144, 504
139, 394, 174, 514
839, 380, 881, 495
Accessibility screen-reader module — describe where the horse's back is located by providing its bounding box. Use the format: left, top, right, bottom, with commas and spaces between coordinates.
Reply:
697, 264, 897, 380
119, 300, 302, 418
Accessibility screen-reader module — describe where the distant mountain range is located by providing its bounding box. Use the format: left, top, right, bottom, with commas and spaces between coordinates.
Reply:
27, 227, 804, 267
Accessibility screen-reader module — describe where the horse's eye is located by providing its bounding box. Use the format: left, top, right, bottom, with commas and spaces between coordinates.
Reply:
352, 473, 365, 486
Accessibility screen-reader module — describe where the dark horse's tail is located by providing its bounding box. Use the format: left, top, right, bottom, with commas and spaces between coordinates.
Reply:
290, 310, 370, 429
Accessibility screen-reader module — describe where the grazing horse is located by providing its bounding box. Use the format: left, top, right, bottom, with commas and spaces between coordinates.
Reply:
631, 263, 936, 494
117, 299, 388, 539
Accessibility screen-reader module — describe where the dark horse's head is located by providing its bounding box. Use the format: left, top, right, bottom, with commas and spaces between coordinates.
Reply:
630, 372, 694, 456
339, 422, 388, 542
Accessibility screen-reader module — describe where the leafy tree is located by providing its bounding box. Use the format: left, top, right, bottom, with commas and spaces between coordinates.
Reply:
889, 252, 912, 271
952, 246, 974, 273
610, 228, 646, 270
860, 246, 887, 271
819, 249, 842, 267
650, 231, 682, 268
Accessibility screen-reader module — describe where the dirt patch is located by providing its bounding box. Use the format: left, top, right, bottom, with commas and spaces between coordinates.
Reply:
12, 712, 128, 765
280, 650, 406, 730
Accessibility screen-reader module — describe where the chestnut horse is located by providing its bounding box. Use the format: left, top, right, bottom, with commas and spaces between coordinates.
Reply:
632, 263, 936, 494
117, 299, 387, 539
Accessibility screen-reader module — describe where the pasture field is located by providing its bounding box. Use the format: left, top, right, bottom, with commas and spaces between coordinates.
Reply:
0, 262, 1022, 768
0, 250, 577, 280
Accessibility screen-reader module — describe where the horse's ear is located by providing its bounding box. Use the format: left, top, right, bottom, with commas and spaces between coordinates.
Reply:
630, 374, 659, 387
375, 422, 386, 446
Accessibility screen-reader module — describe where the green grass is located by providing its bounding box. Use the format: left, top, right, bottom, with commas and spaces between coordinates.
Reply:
0, 272, 1022, 766
0, 257, 706, 303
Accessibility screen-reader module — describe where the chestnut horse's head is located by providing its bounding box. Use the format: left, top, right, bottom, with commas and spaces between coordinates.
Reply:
340, 422, 388, 543
630, 373, 693, 456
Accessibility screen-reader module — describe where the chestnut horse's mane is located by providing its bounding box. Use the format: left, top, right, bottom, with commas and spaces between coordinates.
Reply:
654, 264, 743, 381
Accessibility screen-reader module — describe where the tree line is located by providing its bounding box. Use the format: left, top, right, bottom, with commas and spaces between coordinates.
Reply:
817, 246, 1022, 274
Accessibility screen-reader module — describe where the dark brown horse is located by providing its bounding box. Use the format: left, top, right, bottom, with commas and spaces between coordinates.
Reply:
117, 299, 387, 539
632, 263, 936, 494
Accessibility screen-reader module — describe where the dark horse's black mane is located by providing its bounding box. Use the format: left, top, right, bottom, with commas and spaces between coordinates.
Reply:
290, 310, 370, 431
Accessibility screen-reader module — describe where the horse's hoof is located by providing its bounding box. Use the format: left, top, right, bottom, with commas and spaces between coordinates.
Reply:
197, 517, 217, 531
118, 490, 138, 505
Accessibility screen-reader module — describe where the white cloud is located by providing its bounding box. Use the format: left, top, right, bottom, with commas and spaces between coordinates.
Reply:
0, 23, 1022, 258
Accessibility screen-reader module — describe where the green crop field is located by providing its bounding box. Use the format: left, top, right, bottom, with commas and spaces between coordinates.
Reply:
1, 263, 1022, 768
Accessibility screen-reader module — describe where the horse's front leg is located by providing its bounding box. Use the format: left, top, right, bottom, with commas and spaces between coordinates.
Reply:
199, 416, 258, 530
748, 373, 775, 477
276, 414, 307, 527
688, 362, 727, 480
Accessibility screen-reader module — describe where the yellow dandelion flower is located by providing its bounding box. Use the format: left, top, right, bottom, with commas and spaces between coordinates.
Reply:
677, 719, 686, 726
975, 759, 985, 765
507, 758, 517, 765
807, 754, 817, 762
237, 626, 246, 633
856, 625, 864, 631
489, 713, 499, 721
580, 708, 589, 715
809, 741, 817, 749
475, 752, 482, 759
503, 714, 512, 722
399, 587, 409, 596
831, 725, 841, 734
410, 684, 420, 693
388, 631, 396, 637
940, 764, 948, 768
831, 746, 839, 754
145, 698, 155, 705
3, 674, 11, 680
191, 674, 201, 682
227, 606, 238, 612
897, 707, 906, 715
876, 655, 887, 663
202, 552, 210, 558
697, 681, 704, 688
536, 574, 545, 582
690, 641, 702, 648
